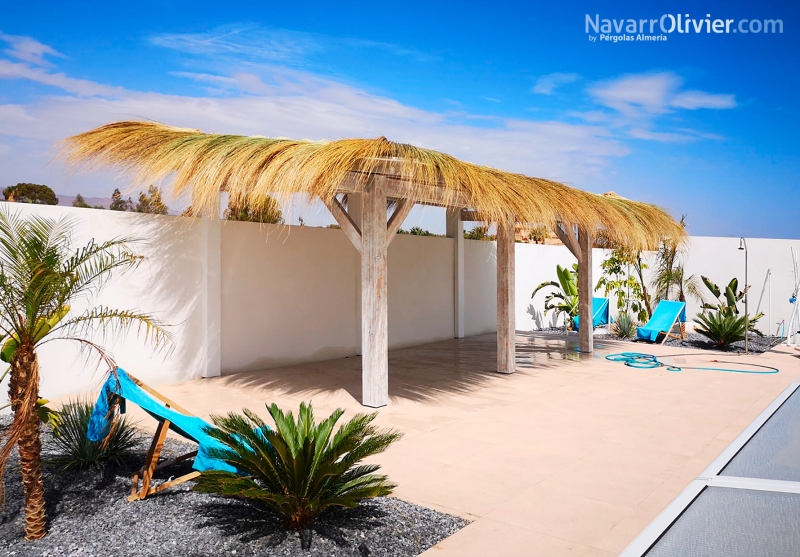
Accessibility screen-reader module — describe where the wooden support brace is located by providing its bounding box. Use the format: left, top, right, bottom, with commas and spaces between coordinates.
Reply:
325, 196, 362, 253
385, 199, 415, 246
555, 222, 582, 260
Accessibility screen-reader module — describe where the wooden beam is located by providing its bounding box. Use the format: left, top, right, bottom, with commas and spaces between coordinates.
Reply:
361, 178, 389, 407
385, 199, 415, 246
577, 228, 593, 353
325, 196, 362, 253
460, 210, 482, 222
446, 208, 465, 338
338, 172, 469, 208
496, 220, 516, 374
555, 222, 582, 260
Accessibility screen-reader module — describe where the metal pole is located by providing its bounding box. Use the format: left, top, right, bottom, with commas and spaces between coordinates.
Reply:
744, 239, 749, 354
768, 269, 772, 338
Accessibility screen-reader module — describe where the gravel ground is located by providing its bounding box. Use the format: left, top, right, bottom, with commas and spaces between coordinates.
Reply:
535, 327, 784, 355
0, 416, 467, 556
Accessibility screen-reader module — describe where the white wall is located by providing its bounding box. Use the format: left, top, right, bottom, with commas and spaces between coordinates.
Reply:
220, 223, 458, 375
463, 239, 497, 336
514, 244, 607, 331
4, 202, 799, 406
0, 204, 210, 403
680, 236, 800, 336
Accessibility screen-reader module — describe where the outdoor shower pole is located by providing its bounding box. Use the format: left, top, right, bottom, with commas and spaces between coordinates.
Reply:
739, 238, 748, 354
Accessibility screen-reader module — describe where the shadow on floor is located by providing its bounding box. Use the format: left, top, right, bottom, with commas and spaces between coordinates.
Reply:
215, 333, 595, 405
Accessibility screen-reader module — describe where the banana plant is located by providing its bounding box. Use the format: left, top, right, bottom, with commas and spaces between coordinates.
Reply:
699, 276, 763, 334
532, 264, 579, 329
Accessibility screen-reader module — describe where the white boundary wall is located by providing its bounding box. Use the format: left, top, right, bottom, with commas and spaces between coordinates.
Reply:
2, 203, 799, 404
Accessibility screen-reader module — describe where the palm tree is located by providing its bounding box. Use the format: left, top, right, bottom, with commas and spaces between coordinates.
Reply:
0, 209, 171, 540
652, 215, 703, 337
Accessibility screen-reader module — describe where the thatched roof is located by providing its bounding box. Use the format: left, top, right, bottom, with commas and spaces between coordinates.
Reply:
61, 121, 684, 249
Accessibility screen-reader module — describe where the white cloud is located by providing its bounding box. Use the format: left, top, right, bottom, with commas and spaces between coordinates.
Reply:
0, 32, 65, 66
532, 73, 580, 95
586, 72, 736, 142
150, 24, 434, 66
0, 59, 122, 97
671, 90, 736, 110
0, 61, 626, 201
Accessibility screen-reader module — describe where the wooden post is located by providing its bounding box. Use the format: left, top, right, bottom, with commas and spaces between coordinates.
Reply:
446, 208, 465, 338
361, 179, 389, 407
577, 228, 593, 353
496, 220, 516, 374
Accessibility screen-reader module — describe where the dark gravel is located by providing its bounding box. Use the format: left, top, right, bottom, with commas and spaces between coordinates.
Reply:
0, 416, 467, 556
535, 327, 785, 354
594, 332, 785, 354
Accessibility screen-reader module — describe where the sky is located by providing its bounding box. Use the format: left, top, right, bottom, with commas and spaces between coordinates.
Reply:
0, 0, 798, 237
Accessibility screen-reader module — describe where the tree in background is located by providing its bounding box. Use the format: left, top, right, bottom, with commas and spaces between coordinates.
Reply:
0, 210, 170, 539
134, 185, 169, 215
224, 196, 283, 224
596, 247, 652, 323
464, 226, 489, 240
3, 184, 58, 205
71, 194, 105, 210
109, 189, 133, 211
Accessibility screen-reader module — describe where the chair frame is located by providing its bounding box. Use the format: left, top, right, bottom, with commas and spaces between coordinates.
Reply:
659, 314, 687, 345
123, 373, 202, 501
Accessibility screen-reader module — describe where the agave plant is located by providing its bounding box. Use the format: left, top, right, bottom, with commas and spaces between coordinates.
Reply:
532, 264, 579, 329
193, 402, 402, 550
610, 312, 637, 339
48, 400, 138, 471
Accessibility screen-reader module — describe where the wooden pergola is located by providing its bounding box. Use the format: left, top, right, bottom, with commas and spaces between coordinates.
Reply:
62, 122, 685, 408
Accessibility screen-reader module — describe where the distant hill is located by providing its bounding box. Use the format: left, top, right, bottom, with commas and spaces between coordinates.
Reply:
57, 194, 113, 209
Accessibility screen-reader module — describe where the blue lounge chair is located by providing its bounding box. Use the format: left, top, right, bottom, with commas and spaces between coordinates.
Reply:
573, 297, 611, 331
636, 300, 687, 344
88, 368, 237, 501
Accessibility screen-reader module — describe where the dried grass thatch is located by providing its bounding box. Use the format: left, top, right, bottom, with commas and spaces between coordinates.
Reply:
60, 121, 684, 249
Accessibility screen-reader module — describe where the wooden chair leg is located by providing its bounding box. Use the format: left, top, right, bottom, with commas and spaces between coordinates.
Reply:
129, 420, 170, 501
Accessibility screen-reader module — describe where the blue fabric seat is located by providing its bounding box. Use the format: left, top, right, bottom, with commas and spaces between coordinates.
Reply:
636, 300, 687, 343
573, 297, 611, 331
88, 368, 236, 474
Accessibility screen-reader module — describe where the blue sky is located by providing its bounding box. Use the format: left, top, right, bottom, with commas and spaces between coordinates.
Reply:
1, 0, 798, 237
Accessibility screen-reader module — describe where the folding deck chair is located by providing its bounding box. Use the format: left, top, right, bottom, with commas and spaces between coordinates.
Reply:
88, 368, 237, 501
573, 297, 612, 331
636, 300, 687, 345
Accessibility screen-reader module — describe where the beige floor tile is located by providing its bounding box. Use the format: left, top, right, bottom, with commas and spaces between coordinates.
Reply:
421, 518, 588, 557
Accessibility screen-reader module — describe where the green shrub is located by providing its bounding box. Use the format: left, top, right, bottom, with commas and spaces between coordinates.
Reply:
193, 402, 402, 549
49, 400, 138, 470
611, 312, 637, 339
693, 311, 748, 348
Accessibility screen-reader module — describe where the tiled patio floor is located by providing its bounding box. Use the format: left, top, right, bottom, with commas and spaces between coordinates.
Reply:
125, 333, 800, 556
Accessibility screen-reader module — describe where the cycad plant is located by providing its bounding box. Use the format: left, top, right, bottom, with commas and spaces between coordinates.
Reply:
193, 402, 402, 550
694, 311, 748, 348
0, 210, 170, 540
532, 264, 579, 330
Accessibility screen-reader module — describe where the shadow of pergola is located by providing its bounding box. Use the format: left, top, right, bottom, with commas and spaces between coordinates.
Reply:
215, 333, 594, 405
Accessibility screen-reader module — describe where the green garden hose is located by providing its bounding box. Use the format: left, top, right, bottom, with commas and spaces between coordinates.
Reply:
605, 352, 779, 374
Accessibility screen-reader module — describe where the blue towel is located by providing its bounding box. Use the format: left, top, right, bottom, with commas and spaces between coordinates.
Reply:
574, 298, 612, 331
87, 368, 237, 473
636, 301, 687, 342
